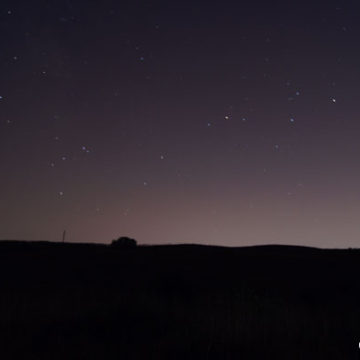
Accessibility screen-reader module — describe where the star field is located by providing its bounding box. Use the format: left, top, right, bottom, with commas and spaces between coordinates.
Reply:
1, 1, 360, 246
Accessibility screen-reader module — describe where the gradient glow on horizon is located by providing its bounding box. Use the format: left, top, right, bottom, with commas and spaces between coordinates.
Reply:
1, 1, 360, 247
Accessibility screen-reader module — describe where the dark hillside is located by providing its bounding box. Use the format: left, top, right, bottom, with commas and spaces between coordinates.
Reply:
0, 241, 359, 359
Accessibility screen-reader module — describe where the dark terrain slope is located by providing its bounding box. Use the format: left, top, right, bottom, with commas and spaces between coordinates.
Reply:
0, 241, 359, 359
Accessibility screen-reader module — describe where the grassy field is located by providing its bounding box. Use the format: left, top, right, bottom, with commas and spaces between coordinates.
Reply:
0, 241, 359, 359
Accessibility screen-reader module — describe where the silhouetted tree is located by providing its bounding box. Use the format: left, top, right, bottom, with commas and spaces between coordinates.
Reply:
111, 236, 137, 248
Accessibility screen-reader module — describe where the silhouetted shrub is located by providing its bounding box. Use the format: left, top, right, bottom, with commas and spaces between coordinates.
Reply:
111, 236, 137, 248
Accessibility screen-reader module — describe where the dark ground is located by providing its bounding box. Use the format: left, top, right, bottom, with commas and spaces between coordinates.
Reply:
0, 240, 359, 359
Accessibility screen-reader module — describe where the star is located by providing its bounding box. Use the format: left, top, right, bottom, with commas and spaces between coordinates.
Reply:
331, 98, 336, 103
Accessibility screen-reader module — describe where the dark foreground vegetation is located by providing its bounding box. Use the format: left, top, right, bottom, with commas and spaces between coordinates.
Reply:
0, 240, 359, 359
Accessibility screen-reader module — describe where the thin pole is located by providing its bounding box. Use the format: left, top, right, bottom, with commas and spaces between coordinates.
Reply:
62, 230, 66, 243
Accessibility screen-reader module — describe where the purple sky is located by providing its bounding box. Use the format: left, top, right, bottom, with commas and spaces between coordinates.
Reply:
1, 1, 360, 247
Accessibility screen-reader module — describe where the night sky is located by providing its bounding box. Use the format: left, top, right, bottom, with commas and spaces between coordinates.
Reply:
1, 1, 360, 247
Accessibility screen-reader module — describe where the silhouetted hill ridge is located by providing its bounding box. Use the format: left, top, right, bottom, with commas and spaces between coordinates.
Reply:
0, 239, 359, 359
